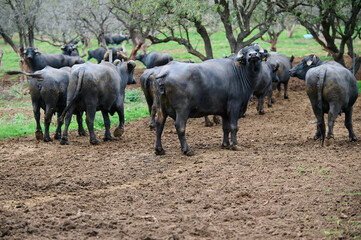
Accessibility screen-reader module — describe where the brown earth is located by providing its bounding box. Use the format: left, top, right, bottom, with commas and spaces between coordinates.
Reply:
0, 62, 361, 239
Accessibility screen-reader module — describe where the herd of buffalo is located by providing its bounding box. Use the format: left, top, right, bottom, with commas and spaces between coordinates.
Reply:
6, 41, 358, 156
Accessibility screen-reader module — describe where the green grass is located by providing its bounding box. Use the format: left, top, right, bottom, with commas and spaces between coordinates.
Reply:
0, 88, 148, 140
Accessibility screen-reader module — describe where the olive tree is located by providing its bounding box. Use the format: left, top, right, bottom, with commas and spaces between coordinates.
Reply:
282, 0, 361, 74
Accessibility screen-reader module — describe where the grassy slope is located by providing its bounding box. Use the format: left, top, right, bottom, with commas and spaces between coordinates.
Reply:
0, 26, 360, 139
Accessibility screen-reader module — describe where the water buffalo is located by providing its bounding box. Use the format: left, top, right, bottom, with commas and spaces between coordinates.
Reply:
153, 44, 266, 156
289, 55, 358, 145
253, 61, 280, 114
61, 44, 79, 56
7, 67, 86, 141
267, 52, 294, 99
111, 35, 129, 45
87, 47, 123, 64
60, 60, 136, 145
135, 51, 173, 69
23, 47, 85, 72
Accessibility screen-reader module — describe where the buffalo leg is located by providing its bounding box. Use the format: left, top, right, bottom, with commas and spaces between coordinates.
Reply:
221, 116, 230, 149
257, 96, 265, 115
54, 111, 63, 140
175, 112, 193, 156
43, 105, 54, 142
85, 107, 99, 145
32, 103, 43, 140
345, 107, 357, 142
204, 115, 213, 127
326, 104, 340, 140
284, 82, 289, 99
102, 110, 113, 141
155, 110, 167, 155
76, 111, 87, 136
267, 89, 273, 107
114, 103, 124, 137
309, 99, 326, 145
60, 106, 75, 145
149, 102, 156, 130
229, 114, 242, 151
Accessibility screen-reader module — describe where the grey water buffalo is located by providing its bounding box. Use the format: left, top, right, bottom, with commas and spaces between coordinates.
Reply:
60, 60, 136, 145
135, 51, 173, 69
267, 52, 294, 99
111, 35, 129, 45
253, 61, 280, 114
7, 67, 86, 141
87, 47, 123, 63
23, 47, 85, 72
289, 55, 358, 145
153, 44, 266, 156
61, 44, 79, 56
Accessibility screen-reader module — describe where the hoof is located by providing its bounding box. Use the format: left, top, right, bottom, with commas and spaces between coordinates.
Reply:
155, 147, 165, 155
258, 110, 265, 115
313, 135, 321, 140
284, 96, 289, 99
149, 124, 156, 131
60, 138, 69, 145
221, 143, 230, 149
103, 136, 114, 142
230, 144, 242, 151
240, 114, 246, 118
271, 98, 275, 104
349, 136, 357, 142
267, 103, 272, 108
213, 116, 221, 125
205, 122, 214, 127
114, 127, 124, 137
78, 130, 87, 136
54, 132, 61, 140
43, 137, 53, 142
325, 137, 334, 146
35, 131, 43, 141
90, 139, 100, 145
182, 148, 194, 156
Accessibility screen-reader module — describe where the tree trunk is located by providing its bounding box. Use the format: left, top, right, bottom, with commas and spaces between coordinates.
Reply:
286, 22, 296, 38
0, 49, 3, 68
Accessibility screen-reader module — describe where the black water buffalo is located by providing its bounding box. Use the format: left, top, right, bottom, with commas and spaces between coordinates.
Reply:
289, 55, 358, 145
104, 34, 113, 45
252, 61, 280, 114
153, 44, 266, 156
23, 47, 85, 72
7, 67, 86, 142
61, 44, 79, 56
60, 60, 136, 145
267, 52, 294, 99
111, 35, 129, 45
135, 51, 173, 69
87, 47, 123, 63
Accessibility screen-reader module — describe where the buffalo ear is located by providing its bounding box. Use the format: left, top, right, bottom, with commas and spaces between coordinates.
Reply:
306, 59, 313, 66
127, 60, 136, 72
236, 50, 246, 65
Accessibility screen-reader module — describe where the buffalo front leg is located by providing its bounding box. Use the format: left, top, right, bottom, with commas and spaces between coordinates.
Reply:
204, 115, 213, 127
221, 116, 230, 149
54, 111, 63, 140
175, 112, 193, 156
32, 103, 43, 140
283, 82, 289, 99
256, 96, 265, 115
85, 107, 99, 145
229, 114, 242, 151
155, 110, 167, 155
102, 110, 113, 141
345, 107, 357, 142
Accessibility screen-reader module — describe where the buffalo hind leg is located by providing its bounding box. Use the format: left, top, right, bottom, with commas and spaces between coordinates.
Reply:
102, 110, 113, 141
345, 107, 357, 142
284, 82, 289, 99
175, 112, 193, 156
33, 103, 43, 141
54, 111, 63, 140
204, 115, 213, 127
155, 110, 167, 155
60, 106, 75, 145
43, 105, 55, 142
76, 111, 87, 136
86, 107, 99, 145
114, 102, 125, 137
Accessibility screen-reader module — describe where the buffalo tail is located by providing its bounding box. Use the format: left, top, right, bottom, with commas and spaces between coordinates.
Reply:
60, 67, 85, 122
317, 69, 326, 145
6, 71, 43, 80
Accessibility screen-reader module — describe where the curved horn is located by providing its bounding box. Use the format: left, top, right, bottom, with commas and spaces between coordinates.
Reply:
113, 59, 122, 66
61, 45, 65, 50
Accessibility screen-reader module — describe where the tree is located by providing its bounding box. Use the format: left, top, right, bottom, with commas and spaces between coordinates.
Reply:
0, 0, 43, 73
283, 0, 361, 74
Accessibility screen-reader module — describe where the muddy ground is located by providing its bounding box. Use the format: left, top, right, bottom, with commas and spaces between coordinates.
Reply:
0, 64, 360, 239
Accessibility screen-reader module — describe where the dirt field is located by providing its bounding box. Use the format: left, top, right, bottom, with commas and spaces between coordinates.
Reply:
0, 65, 360, 239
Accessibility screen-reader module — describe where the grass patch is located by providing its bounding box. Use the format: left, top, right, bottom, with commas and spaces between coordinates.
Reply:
0, 88, 149, 140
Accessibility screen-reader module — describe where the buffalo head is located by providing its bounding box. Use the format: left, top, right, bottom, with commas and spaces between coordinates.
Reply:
236, 43, 265, 65
289, 55, 319, 80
